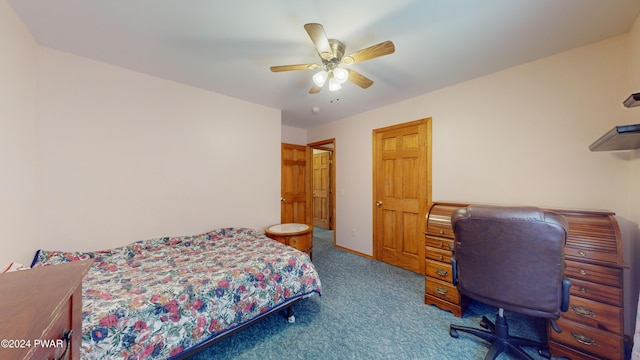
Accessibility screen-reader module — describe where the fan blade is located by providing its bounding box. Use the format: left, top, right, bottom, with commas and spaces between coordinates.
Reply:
304, 23, 333, 60
342, 40, 395, 65
348, 70, 374, 89
270, 64, 319, 72
309, 84, 322, 94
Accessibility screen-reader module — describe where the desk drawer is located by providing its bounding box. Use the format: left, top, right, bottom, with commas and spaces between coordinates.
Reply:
569, 277, 622, 307
565, 260, 622, 288
426, 246, 451, 263
425, 259, 453, 282
425, 277, 459, 304
549, 318, 623, 360
425, 236, 453, 251
563, 295, 622, 334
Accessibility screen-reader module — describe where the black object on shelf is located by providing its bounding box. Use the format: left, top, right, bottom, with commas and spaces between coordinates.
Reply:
623, 93, 640, 108
589, 124, 640, 151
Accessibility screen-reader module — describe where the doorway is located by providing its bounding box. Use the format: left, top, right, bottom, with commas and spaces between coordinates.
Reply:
308, 139, 336, 246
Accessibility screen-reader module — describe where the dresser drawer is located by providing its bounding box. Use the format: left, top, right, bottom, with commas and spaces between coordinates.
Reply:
425, 236, 453, 251
32, 311, 72, 359
565, 260, 622, 288
31, 283, 78, 360
569, 277, 622, 307
549, 318, 624, 360
426, 246, 451, 263
563, 295, 623, 333
425, 259, 453, 282
425, 277, 459, 304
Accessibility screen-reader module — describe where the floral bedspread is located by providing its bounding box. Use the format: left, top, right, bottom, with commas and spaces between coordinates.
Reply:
31, 228, 322, 359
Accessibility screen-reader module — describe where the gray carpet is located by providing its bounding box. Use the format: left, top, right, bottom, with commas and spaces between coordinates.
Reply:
186, 227, 550, 360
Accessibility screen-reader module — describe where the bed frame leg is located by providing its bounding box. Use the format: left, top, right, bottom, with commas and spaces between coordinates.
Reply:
286, 305, 296, 323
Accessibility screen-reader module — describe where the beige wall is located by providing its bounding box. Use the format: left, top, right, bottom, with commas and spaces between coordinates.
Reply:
308, 32, 638, 334
282, 125, 307, 145
36, 48, 282, 253
1, 1, 282, 267
626, 12, 640, 338
309, 34, 631, 253
0, 1, 38, 269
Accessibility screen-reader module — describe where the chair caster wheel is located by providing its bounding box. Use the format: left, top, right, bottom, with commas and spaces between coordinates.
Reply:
449, 328, 459, 338
538, 348, 551, 359
287, 315, 296, 323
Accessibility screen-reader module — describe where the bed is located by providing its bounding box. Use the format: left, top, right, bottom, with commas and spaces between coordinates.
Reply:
31, 227, 322, 359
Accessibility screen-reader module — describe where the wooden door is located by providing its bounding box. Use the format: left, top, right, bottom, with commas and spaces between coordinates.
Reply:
281, 143, 311, 225
313, 150, 332, 229
373, 119, 431, 274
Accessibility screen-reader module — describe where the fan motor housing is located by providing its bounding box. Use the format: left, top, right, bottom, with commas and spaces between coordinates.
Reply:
328, 39, 346, 61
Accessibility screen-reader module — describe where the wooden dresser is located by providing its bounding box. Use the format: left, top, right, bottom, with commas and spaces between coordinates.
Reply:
424, 202, 627, 360
0, 260, 93, 360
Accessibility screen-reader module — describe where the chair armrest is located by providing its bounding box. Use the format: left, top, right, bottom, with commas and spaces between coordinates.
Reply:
561, 277, 571, 312
451, 257, 458, 286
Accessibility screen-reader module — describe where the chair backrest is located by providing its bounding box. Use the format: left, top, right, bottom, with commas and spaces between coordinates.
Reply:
451, 205, 568, 319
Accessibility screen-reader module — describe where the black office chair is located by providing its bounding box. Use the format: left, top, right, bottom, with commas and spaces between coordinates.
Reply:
449, 205, 571, 360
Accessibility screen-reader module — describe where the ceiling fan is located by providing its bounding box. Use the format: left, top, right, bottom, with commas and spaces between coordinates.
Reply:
270, 23, 395, 94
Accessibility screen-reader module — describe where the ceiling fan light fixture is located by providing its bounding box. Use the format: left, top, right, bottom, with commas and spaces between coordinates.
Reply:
333, 67, 349, 84
312, 70, 328, 87
328, 77, 342, 91
271, 23, 395, 94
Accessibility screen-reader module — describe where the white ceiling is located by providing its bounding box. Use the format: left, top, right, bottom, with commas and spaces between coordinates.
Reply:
9, 0, 640, 129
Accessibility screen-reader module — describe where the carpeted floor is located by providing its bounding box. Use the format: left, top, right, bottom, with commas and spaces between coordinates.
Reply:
186, 227, 550, 360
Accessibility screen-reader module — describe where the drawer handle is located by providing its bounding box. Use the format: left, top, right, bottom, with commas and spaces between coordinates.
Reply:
435, 287, 448, 295
439, 230, 444, 235
435, 268, 448, 277
571, 332, 596, 346
571, 305, 596, 318
438, 255, 444, 261
577, 250, 588, 257
578, 269, 587, 275
55, 330, 73, 360
579, 287, 587, 293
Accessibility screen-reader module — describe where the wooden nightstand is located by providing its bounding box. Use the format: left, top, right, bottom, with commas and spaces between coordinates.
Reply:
265, 223, 313, 260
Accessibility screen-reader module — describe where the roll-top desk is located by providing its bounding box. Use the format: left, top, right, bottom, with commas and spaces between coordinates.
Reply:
425, 202, 627, 360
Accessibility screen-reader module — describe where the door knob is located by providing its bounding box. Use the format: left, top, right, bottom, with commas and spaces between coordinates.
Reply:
281, 197, 285, 202
376, 201, 383, 207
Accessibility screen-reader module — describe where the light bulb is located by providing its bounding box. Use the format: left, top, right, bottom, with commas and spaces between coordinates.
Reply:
328, 77, 342, 91
312, 70, 328, 87
333, 67, 349, 84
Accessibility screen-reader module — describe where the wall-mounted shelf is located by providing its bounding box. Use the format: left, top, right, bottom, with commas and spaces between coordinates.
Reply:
589, 93, 640, 151
589, 124, 640, 151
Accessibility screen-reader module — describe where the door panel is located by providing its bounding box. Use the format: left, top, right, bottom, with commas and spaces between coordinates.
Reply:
373, 119, 431, 274
281, 143, 310, 225
312, 151, 331, 229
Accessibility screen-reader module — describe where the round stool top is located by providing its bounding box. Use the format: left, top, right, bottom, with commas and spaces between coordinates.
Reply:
266, 223, 310, 235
